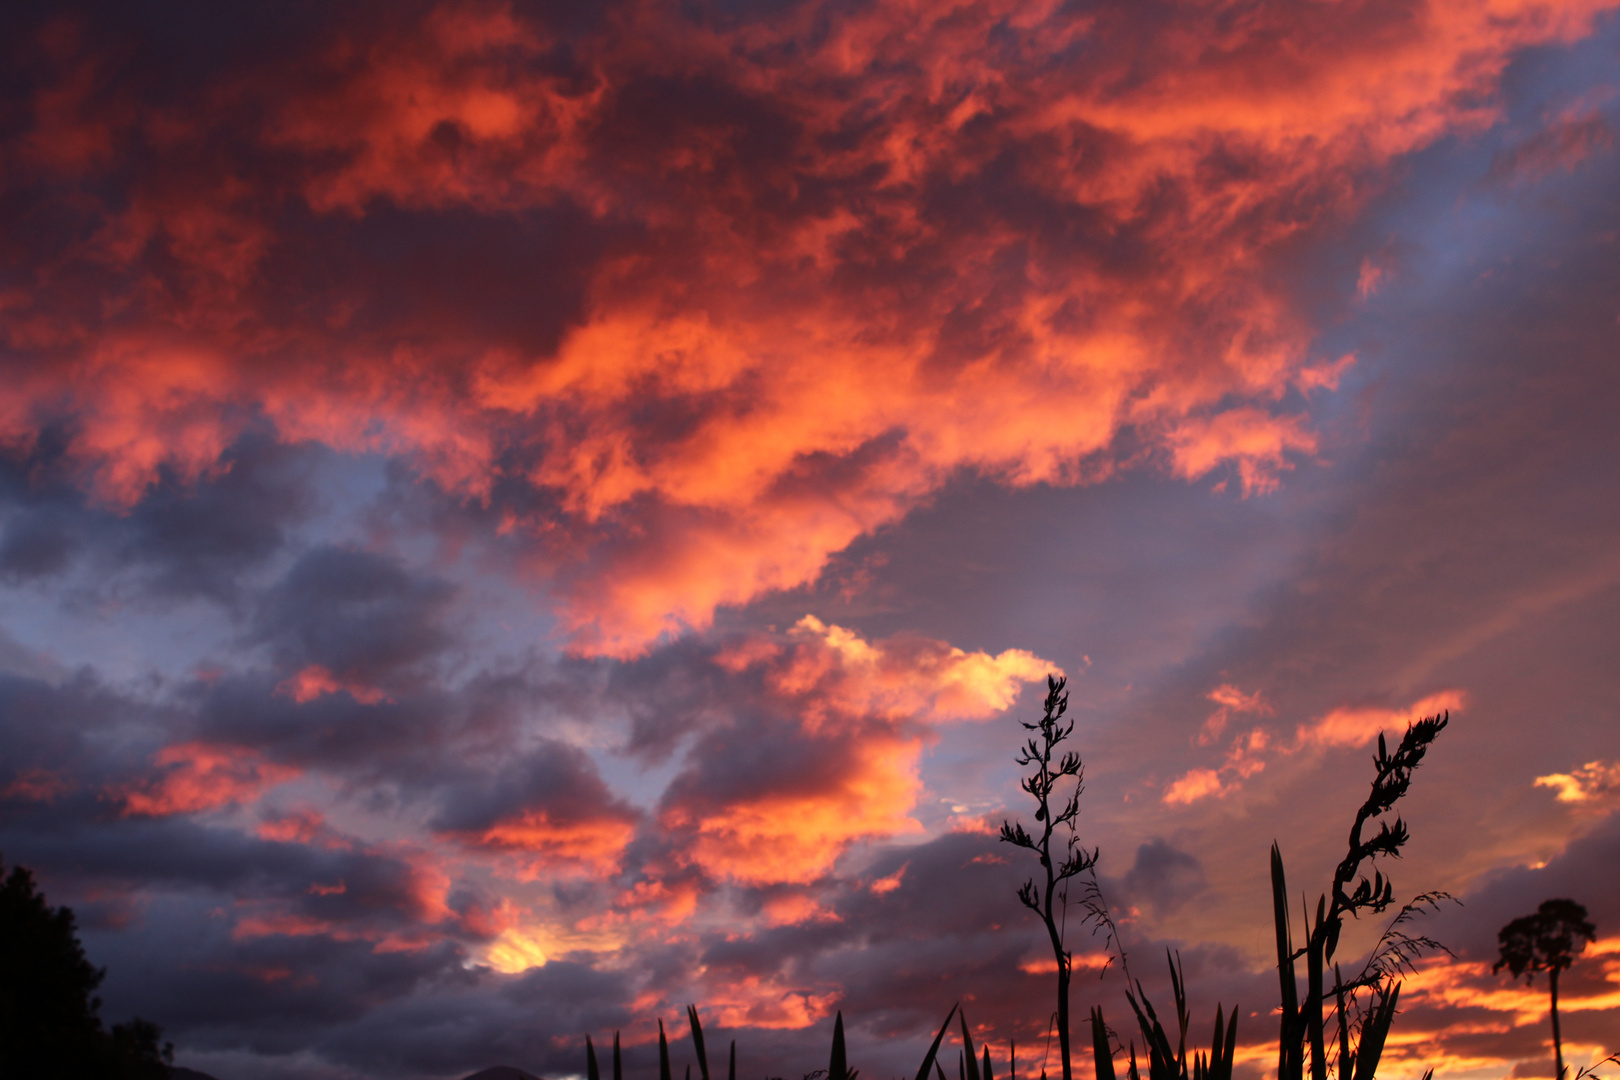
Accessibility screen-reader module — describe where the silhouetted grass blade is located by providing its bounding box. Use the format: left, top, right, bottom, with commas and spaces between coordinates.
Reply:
1271, 844, 1299, 1080
914, 1004, 960, 1080
1091, 1007, 1116, 1080
1350, 983, 1400, 1080
689, 1005, 711, 1080
588, 1034, 601, 1080
660, 1020, 672, 1080
961, 1011, 981, 1080
830, 1011, 848, 1080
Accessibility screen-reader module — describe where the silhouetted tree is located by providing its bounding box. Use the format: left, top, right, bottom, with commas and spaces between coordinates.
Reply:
1000, 675, 1097, 1080
1494, 899, 1597, 1080
0, 856, 172, 1080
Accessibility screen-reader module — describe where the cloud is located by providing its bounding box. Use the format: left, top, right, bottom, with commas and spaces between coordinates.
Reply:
432, 740, 641, 876
4, 0, 1612, 653
2, 5, 1619, 1079
114, 742, 301, 818
1162, 768, 1226, 806
0, 431, 317, 598
1163, 688, 1459, 804
658, 618, 1054, 884
1535, 760, 1620, 806
1489, 112, 1617, 186
252, 545, 456, 691
1298, 689, 1466, 749
1198, 683, 1271, 744
1116, 838, 1209, 917
1167, 409, 1320, 496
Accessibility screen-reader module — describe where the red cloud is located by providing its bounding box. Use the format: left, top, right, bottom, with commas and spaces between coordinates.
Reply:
275, 665, 392, 705
1165, 688, 1462, 804
4, 0, 1614, 654
115, 742, 300, 818
661, 618, 1054, 884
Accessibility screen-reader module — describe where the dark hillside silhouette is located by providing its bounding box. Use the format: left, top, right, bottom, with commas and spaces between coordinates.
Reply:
461, 1068, 545, 1080
0, 856, 172, 1080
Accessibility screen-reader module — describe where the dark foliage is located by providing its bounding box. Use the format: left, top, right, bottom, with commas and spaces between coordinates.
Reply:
1272, 712, 1450, 1080
0, 857, 173, 1080
999, 675, 1098, 1080
1089, 952, 1237, 1080
1495, 899, 1597, 1080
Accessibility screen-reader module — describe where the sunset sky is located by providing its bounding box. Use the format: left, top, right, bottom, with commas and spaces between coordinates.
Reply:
3, 2, 1619, 1079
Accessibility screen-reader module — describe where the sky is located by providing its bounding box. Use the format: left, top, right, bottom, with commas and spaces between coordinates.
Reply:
2, 2, 1619, 1079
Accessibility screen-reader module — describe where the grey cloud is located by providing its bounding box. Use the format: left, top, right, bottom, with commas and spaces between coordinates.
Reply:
1116, 838, 1209, 918
430, 738, 641, 839
0, 432, 318, 600
252, 545, 456, 686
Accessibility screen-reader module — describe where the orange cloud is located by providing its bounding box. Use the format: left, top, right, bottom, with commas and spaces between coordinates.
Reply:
1163, 768, 1226, 806
1162, 729, 1271, 805
1199, 682, 1272, 744
665, 620, 1054, 883
695, 977, 841, 1032
764, 616, 1055, 729
1298, 689, 1466, 749
760, 893, 840, 927
6, 0, 1615, 652
1168, 409, 1320, 496
667, 729, 924, 886
1168, 687, 1457, 804
1386, 938, 1620, 1076
1535, 759, 1620, 804
116, 742, 299, 817
868, 863, 907, 895
464, 809, 637, 877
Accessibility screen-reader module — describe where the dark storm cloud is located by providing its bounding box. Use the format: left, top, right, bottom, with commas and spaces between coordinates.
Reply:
119, 436, 320, 600
252, 545, 456, 686
192, 674, 449, 774
1116, 838, 1209, 918
432, 739, 638, 836
306, 960, 634, 1080
4, 814, 423, 917
0, 431, 317, 599
0, 669, 171, 793
99, 920, 470, 1039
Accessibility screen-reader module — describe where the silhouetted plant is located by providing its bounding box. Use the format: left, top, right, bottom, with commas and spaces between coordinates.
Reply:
588, 1003, 961, 1080
0, 855, 173, 1080
1270, 712, 1451, 1080
1088, 952, 1237, 1080
1000, 675, 1098, 1080
1494, 898, 1597, 1080
1571, 1055, 1620, 1080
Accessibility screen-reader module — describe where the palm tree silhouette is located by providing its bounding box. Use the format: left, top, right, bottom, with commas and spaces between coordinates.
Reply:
1494, 899, 1597, 1080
